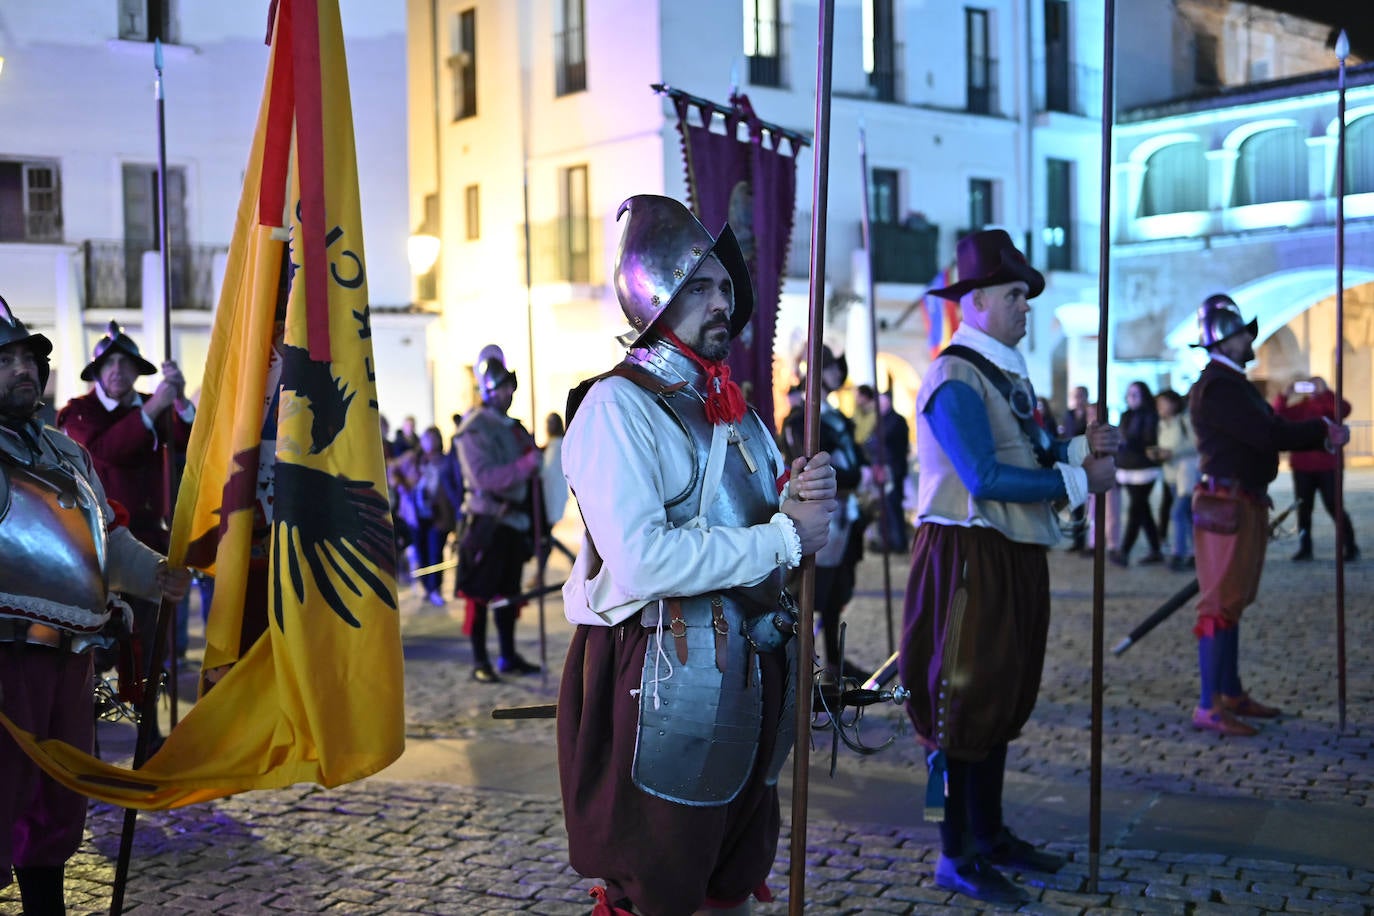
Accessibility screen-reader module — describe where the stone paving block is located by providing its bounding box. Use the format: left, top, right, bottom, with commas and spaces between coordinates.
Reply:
1041, 888, 1110, 908
1217, 888, 1288, 910
1019, 870, 1086, 893
1188, 904, 1260, 916
822, 853, 895, 871
879, 882, 959, 905
1297, 862, 1359, 877
1099, 895, 1190, 914
1238, 867, 1301, 885
266, 893, 333, 911
1309, 885, 1374, 907
1304, 874, 1372, 892
1017, 901, 1089, 916
1125, 866, 1182, 885
1158, 850, 1230, 866
1277, 893, 1366, 914
1142, 880, 1216, 902
828, 894, 912, 913
1183, 874, 1248, 894
1251, 881, 1309, 898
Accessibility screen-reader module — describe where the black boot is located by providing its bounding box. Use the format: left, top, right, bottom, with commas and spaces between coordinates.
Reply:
16, 865, 66, 916
1291, 531, 1312, 562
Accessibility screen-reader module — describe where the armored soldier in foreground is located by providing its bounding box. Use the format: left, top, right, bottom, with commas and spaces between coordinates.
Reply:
0, 296, 189, 915
556, 195, 836, 916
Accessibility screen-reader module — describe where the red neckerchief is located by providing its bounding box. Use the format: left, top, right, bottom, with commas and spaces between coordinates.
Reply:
660, 329, 747, 425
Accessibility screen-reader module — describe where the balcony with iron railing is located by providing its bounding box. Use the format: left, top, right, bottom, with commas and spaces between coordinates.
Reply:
1036, 59, 1103, 120
870, 220, 938, 285
747, 18, 789, 89
516, 217, 604, 287
966, 56, 1000, 115
867, 39, 904, 103
555, 26, 586, 96
81, 240, 226, 311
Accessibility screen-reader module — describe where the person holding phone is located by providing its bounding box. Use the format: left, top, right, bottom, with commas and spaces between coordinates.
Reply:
1273, 376, 1359, 562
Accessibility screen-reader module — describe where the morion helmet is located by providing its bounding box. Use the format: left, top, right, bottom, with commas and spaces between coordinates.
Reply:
612, 194, 754, 349
474, 344, 517, 403
0, 294, 54, 390
81, 319, 157, 381
1193, 293, 1258, 349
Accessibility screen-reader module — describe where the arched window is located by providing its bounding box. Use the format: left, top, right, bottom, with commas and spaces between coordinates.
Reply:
1234, 126, 1306, 206
1343, 115, 1374, 195
1139, 141, 1208, 216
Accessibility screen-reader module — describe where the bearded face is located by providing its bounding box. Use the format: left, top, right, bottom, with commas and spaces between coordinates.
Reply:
0, 342, 43, 423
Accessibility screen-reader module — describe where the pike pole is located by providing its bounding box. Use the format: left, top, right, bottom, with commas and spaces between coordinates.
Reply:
1332, 29, 1349, 733
788, 1, 836, 912
1087, 0, 1120, 894
111, 36, 178, 916
856, 122, 897, 657
518, 14, 548, 682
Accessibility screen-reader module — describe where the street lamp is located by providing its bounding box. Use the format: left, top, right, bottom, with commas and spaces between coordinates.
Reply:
407, 232, 441, 276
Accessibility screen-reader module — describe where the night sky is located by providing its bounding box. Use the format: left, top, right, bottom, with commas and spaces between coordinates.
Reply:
1247, 1, 1374, 58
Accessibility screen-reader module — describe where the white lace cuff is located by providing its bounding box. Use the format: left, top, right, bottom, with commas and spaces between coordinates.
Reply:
1068, 435, 1090, 466
770, 512, 803, 568
1057, 462, 1089, 510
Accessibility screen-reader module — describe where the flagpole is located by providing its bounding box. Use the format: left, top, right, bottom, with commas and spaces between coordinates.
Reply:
1332, 28, 1349, 734
1087, 0, 1118, 894
152, 37, 181, 732
856, 121, 896, 657
789, 1, 835, 912
110, 37, 180, 914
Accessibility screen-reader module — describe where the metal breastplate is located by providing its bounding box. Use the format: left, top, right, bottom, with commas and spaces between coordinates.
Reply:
0, 457, 109, 633
623, 343, 796, 805
633, 347, 785, 622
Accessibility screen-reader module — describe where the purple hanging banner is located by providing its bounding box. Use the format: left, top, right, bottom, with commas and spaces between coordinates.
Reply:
673, 93, 800, 429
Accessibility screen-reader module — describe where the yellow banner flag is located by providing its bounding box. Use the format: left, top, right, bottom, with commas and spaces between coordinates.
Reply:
0, 0, 404, 808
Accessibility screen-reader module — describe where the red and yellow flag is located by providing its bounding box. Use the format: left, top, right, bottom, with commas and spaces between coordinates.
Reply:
0, 0, 403, 808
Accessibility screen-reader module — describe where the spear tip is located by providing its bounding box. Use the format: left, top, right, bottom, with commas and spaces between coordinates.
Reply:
1336, 30, 1350, 62
154, 36, 164, 71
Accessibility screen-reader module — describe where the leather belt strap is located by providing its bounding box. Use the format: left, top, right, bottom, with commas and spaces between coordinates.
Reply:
1199, 475, 1265, 501
664, 597, 730, 672
710, 596, 728, 674
667, 599, 689, 665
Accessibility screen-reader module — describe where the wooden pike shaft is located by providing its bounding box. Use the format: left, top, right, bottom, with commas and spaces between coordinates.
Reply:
789, 1, 836, 913
1088, 0, 1120, 894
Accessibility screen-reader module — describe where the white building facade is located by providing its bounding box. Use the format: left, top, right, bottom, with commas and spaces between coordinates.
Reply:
0, 0, 425, 424
407, 0, 1105, 432
1107, 0, 1372, 455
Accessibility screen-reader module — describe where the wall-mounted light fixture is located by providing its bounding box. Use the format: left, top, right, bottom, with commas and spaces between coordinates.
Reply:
407, 232, 441, 276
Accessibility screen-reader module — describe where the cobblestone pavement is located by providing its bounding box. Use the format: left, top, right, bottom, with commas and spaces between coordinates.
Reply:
3, 474, 1371, 914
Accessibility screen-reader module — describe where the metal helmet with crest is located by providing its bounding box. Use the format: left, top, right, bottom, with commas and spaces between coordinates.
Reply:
612, 195, 754, 349
474, 344, 516, 403
0, 294, 54, 391
81, 319, 158, 381
1193, 293, 1259, 350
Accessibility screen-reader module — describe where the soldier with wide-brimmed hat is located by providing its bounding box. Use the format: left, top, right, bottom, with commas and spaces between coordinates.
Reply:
56, 320, 195, 743
556, 194, 837, 916
1187, 292, 1349, 737
899, 229, 1120, 904
0, 295, 190, 914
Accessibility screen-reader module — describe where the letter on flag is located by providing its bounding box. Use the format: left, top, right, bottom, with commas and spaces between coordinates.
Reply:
0, 0, 404, 808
